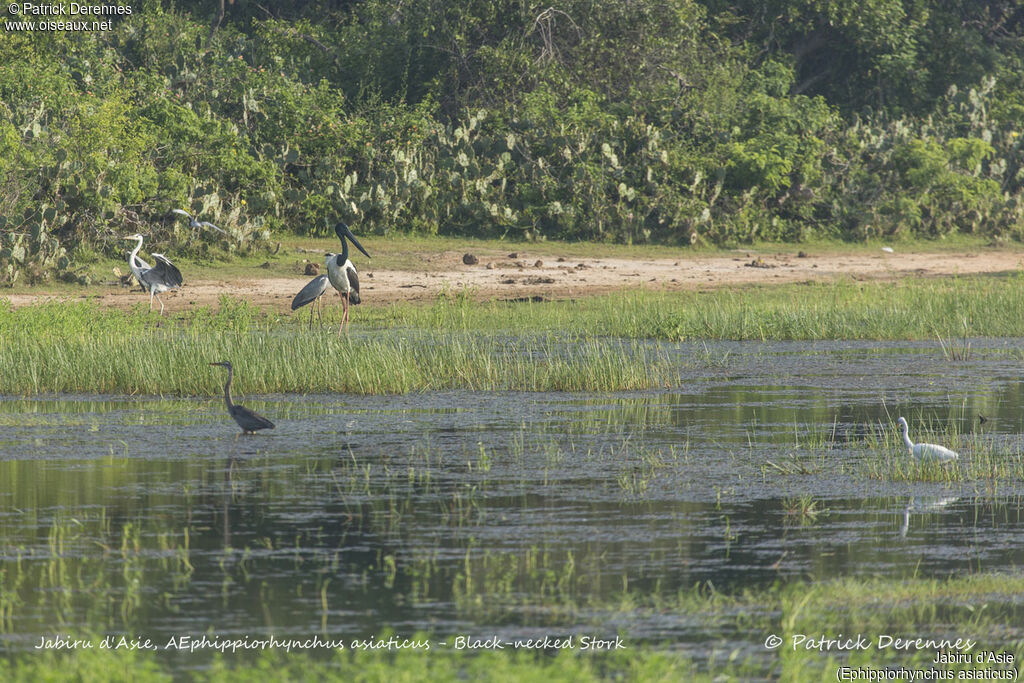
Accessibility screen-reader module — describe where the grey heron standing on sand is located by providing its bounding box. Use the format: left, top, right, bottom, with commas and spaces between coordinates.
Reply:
326, 222, 370, 334
172, 209, 227, 234
125, 233, 183, 315
291, 274, 330, 329
209, 361, 275, 434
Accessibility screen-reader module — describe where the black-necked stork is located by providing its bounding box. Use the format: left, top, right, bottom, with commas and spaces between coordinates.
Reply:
209, 361, 275, 435
172, 208, 227, 234
325, 222, 370, 334
125, 233, 184, 315
291, 274, 330, 329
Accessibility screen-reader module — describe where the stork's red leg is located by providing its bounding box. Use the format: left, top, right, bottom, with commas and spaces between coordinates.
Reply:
342, 290, 350, 335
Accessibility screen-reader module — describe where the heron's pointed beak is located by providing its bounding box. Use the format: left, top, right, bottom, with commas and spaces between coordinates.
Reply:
335, 222, 371, 259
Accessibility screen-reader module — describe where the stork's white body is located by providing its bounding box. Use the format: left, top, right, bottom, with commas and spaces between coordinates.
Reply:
326, 254, 356, 295
324, 252, 362, 334
897, 417, 959, 464
324, 222, 370, 334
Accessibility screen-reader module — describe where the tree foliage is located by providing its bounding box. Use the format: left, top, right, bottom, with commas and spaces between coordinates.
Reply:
1, 0, 1023, 281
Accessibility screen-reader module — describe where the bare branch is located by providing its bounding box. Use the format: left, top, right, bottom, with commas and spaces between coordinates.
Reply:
528, 7, 582, 65
206, 0, 226, 49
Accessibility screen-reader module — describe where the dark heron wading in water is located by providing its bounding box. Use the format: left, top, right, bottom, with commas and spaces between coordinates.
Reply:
210, 361, 275, 434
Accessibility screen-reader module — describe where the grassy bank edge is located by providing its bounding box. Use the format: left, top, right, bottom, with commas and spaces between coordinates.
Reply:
3, 274, 1024, 395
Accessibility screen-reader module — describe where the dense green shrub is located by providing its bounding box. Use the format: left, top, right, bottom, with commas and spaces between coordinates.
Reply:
0, 0, 1022, 282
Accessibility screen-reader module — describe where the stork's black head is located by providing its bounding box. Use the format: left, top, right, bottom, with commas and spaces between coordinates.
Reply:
334, 222, 370, 260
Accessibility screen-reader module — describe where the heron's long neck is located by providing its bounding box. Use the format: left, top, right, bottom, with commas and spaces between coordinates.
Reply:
223, 367, 234, 410
129, 237, 144, 272
901, 425, 914, 451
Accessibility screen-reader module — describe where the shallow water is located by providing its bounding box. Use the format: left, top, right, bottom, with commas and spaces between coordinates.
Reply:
2, 338, 1024, 663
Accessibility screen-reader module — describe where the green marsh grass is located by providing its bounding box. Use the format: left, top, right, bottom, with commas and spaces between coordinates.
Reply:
0, 300, 682, 396
781, 495, 829, 525
762, 443, 830, 477
757, 422, 837, 477
936, 320, 973, 361
6, 273, 1024, 394
356, 273, 1024, 341
852, 416, 1024, 483
758, 415, 1024, 483
14, 271, 1024, 341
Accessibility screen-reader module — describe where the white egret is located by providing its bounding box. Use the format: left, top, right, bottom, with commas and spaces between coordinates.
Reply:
896, 417, 959, 464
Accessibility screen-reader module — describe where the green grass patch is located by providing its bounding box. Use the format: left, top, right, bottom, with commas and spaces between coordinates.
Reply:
0, 298, 683, 396
836, 416, 1024, 483
357, 273, 1024, 341
5, 273, 1024, 395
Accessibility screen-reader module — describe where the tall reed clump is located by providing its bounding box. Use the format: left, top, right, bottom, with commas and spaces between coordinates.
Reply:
838, 414, 1024, 483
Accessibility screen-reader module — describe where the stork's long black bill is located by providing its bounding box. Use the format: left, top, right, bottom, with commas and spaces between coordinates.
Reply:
335, 222, 370, 259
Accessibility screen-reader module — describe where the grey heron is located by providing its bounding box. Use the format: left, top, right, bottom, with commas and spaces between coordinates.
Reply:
125, 233, 183, 315
291, 274, 330, 329
172, 209, 227, 234
326, 222, 370, 334
896, 417, 959, 464
209, 361, 275, 434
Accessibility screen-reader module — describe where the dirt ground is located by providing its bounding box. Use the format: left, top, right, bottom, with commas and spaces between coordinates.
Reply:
6, 247, 1024, 311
